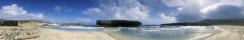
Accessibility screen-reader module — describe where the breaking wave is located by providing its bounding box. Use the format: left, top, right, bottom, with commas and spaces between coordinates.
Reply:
115, 26, 215, 40
47, 25, 215, 40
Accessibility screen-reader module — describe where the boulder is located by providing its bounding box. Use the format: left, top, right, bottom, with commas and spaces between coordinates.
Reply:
96, 20, 141, 27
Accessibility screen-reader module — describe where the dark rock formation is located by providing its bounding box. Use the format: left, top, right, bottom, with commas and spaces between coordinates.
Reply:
96, 20, 141, 27
161, 22, 210, 26
0, 20, 18, 26
199, 19, 244, 26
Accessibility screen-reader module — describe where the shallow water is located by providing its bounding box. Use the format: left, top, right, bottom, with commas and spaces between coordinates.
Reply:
47, 26, 215, 40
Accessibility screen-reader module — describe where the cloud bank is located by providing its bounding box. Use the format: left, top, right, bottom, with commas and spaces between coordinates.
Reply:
0, 4, 44, 20
82, 0, 244, 24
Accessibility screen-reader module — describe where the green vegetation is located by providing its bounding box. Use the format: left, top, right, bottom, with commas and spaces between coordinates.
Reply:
199, 19, 244, 26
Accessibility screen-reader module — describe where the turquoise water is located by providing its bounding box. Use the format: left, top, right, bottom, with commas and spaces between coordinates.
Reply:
47, 26, 214, 40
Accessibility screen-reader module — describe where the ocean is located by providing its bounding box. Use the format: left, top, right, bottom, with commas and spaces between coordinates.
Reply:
47, 25, 215, 40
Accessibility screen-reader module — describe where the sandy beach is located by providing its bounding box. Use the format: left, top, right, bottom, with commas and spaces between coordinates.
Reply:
204, 25, 244, 40
26, 25, 244, 40
0, 21, 116, 40
27, 28, 116, 40
1, 21, 244, 40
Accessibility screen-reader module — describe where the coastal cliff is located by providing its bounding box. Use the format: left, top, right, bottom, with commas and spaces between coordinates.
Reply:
96, 20, 141, 27
161, 19, 244, 26
199, 19, 244, 26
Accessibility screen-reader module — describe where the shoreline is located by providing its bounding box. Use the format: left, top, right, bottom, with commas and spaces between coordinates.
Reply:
191, 26, 222, 40
202, 25, 244, 40
2, 25, 243, 40
103, 31, 125, 40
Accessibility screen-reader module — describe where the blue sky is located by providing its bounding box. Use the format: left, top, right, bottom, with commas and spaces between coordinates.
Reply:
0, 0, 96, 23
0, 0, 243, 25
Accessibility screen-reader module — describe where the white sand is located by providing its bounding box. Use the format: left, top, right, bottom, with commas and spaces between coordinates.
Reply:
27, 28, 116, 40
204, 25, 244, 40
190, 33, 213, 40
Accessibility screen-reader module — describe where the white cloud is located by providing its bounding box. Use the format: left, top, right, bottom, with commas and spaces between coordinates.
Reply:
164, 0, 244, 22
82, 0, 244, 24
199, 0, 244, 19
0, 4, 44, 20
79, 18, 91, 23
83, 0, 149, 20
206, 5, 243, 19
159, 12, 177, 23
124, 6, 149, 20
78, 18, 94, 25
162, 0, 183, 7
82, 8, 104, 16
200, 3, 225, 14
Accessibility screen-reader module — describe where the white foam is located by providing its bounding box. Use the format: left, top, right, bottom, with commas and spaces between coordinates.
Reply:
180, 26, 207, 29
140, 26, 212, 32
149, 26, 161, 28
59, 26, 100, 29
141, 28, 161, 31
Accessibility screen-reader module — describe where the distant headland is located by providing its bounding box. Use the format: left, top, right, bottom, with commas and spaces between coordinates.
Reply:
96, 20, 141, 27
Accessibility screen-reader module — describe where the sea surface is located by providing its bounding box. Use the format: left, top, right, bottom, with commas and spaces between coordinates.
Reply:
47, 25, 215, 40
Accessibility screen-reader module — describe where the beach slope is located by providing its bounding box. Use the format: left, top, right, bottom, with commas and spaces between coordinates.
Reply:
28, 28, 116, 40
205, 25, 244, 40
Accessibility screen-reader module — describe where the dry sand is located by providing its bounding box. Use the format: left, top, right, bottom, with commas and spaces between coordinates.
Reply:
0, 21, 117, 40
27, 28, 116, 40
204, 25, 244, 40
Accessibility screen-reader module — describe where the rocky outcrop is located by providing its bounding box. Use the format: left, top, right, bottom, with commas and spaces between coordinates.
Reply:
199, 19, 244, 26
0, 20, 18, 26
96, 20, 141, 27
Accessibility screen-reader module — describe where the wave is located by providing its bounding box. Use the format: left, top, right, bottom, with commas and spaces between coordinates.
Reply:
58, 26, 103, 29
53, 26, 213, 32
48, 25, 216, 40
115, 26, 216, 40
139, 26, 213, 32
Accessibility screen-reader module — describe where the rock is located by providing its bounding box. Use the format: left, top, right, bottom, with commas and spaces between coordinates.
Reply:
0, 20, 18, 26
96, 20, 141, 27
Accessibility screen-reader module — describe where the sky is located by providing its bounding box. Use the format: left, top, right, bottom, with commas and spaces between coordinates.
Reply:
0, 0, 243, 25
